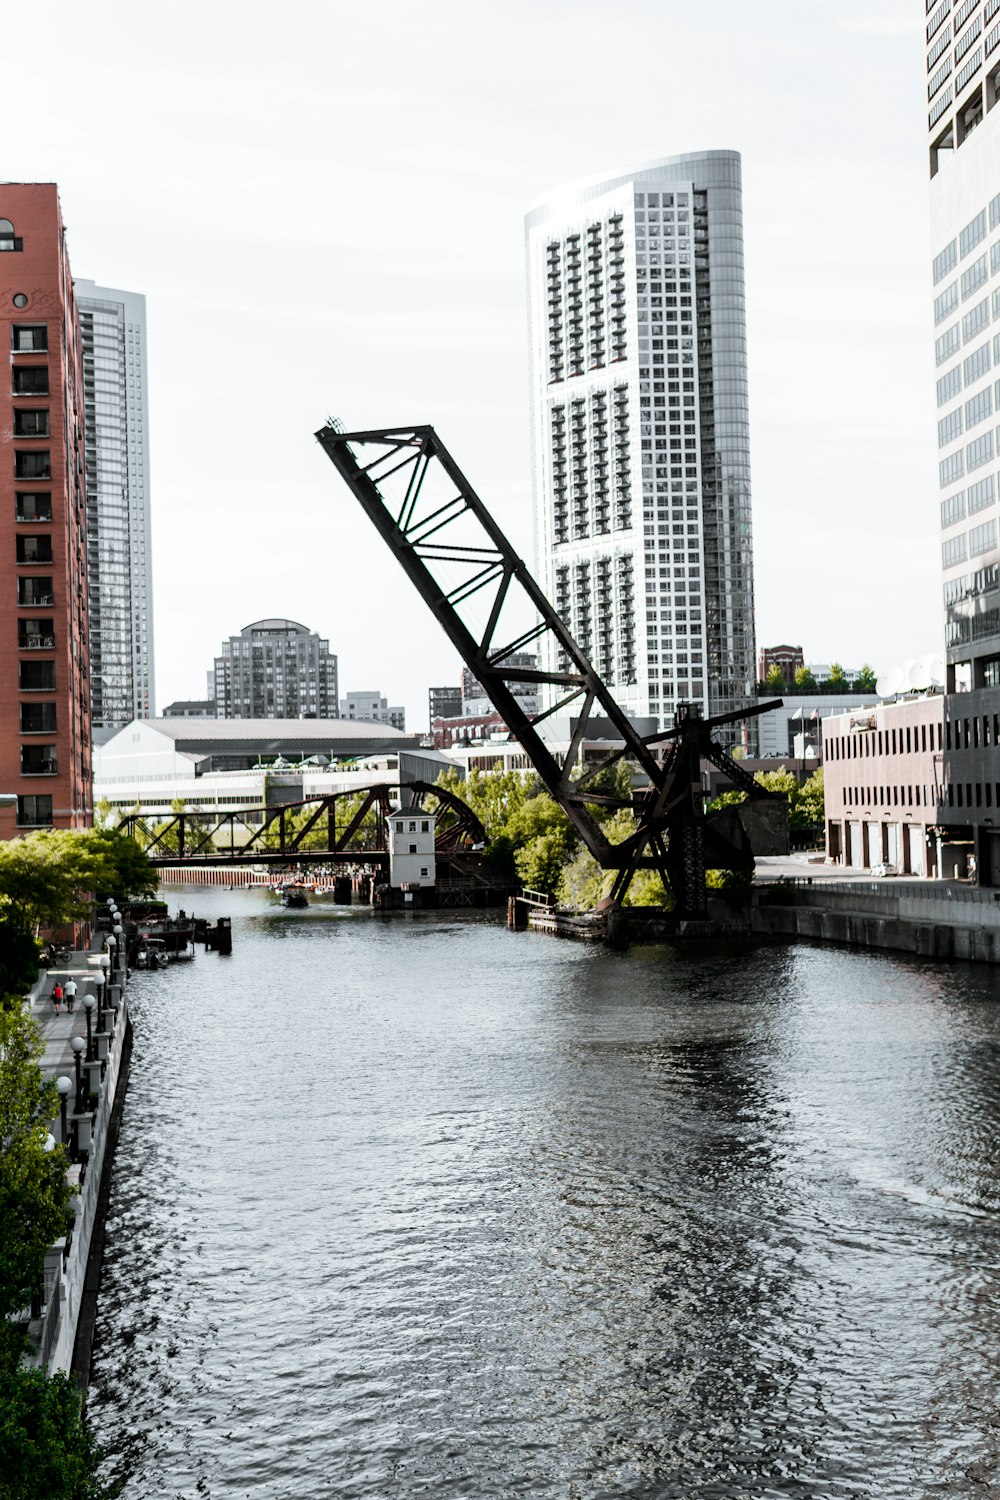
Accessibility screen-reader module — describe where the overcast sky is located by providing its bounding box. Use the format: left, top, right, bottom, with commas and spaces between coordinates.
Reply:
12, 0, 933, 726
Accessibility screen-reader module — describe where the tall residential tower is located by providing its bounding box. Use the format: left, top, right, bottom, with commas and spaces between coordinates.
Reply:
211, 618, 339, 719
0, 184, 91, 834
525, 152, 756, 732
74, 279, 154, 727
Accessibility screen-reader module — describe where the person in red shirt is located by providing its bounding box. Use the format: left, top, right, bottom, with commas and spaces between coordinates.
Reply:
52, 983, 63, 1015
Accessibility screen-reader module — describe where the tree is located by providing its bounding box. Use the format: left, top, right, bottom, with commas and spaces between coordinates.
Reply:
825, 662, 846, 689
796, 766, 825, 829
0, 829, 156, 942
793, 665, 816, 689
855, 663, 877, 691
764, 663, 786, 692
0, 1007, 73, 1368
0, 1366, 110, 1500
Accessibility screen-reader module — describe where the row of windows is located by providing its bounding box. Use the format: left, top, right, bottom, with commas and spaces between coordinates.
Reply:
842, 784, 938, 808
825, 721, 943, 761
942, 517, 998, 564
939, 425, 1000, 485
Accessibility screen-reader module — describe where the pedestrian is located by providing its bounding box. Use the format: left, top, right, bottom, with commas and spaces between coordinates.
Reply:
64, 978, 77, 1012
52, 982, 63, 1016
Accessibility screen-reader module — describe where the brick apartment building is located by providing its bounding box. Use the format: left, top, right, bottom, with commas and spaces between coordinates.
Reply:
1, 185, 91, 834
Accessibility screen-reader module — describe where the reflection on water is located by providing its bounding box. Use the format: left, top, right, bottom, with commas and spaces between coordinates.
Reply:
88, 890, 1000, 1497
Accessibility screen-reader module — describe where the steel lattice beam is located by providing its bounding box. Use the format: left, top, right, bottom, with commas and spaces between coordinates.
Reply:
315, 423, 783, 917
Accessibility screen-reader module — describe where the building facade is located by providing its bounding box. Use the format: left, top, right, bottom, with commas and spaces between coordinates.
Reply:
339, 690, 405, 732
757, 644, 804, 685
211, 619, 338, 719
0, 185, 91, 834
75, 279, 154, 728
428, 685, 461, 729
525, 151, 756, 735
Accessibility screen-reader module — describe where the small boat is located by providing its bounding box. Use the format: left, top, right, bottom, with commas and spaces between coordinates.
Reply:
135, 937, 169, 969
280, 887, 309, 909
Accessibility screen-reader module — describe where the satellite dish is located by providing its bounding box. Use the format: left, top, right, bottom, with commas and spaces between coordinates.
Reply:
908, 657, 930, 690
928, 654, 945, 687
876, 664, 904, 698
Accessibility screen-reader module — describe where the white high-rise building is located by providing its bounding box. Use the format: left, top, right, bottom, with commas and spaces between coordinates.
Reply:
927, 2, 1000, 692
75, 279, 154, 727
525, 151, 756, 733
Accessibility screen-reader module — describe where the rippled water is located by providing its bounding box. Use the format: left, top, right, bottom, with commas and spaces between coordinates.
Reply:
88, 888, 1000, 1498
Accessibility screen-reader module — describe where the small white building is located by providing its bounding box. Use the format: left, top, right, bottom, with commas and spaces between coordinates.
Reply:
386, 812, 436, 889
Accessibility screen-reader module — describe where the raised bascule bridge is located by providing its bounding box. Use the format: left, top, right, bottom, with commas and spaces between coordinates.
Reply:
313, 422, 787, 927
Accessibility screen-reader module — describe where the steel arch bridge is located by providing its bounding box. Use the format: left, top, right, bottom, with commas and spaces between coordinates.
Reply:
115, 781, 486, 868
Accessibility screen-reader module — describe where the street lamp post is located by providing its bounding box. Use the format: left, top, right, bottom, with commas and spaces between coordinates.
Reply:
83, 994, 96, 1061
55, 1076, 71, 1148
70, 1034, 86, 1112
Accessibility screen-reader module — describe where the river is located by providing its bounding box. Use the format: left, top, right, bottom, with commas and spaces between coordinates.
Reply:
87, 887, 1000, 1498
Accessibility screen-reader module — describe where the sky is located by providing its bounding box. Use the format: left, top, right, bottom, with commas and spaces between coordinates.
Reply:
10, 0, 935, 727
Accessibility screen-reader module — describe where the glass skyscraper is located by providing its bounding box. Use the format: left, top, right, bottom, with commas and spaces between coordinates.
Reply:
76, 279, 154, 727
525, 151, 756, 733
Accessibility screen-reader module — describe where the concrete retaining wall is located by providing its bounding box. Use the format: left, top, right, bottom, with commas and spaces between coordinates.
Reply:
752, 883, 1000, 963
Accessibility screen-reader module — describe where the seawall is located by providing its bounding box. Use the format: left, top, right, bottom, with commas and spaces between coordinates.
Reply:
752, 880, 1000, 963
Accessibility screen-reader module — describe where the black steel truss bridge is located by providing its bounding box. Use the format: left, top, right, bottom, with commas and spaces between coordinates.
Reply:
116, 781, 485, 868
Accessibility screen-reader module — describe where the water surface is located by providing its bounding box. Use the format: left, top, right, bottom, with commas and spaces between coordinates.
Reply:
89, 889, 1000, 1497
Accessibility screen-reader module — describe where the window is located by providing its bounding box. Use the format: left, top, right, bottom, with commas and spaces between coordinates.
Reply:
18, 660, 54, 691
966, 341, 991, 383
963, 253, 989, 299
969, 473, 995, 511
14, 492, 52, 523
20, 745, 56, 775
934, 239, 958, 283
962, 210, 988, 260
967, 387, 993, 426
11, 325, 46, 352
968, 431, 994, 469
942, 491, 966, 526
16, 535, 52, 564
14, 451, 50, 479
17, 577, 53, 606
16, 795, 52, 827
938, 365, 963, 404
940, 407, 964, 445
13, 409, 48, 437
18, 619, 53, 649
970, 518, 997, 555
20, 703, 56, 734
938, 323, 961, 363
944, 533, 969, 566
0, 218, 22, 251
941, 450, 965, 486
936, 281, 960, 324
12, 366, 47, 395
964, 298, 990, 341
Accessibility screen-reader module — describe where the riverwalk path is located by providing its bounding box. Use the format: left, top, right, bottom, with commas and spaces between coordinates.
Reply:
30, 946, 117, 1151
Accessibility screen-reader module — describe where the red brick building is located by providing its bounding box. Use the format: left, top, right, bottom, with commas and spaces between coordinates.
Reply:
0, 185, 91, 835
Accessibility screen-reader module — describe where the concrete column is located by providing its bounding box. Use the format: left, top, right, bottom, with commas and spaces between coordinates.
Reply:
83, 1059, 103, 1099
71, 1113, 93, 1155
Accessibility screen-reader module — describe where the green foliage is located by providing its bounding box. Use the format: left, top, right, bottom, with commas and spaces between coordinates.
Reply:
0, 1008, 73, 1356
0, 1366, 111, 1500
855, 662, 877, 691
0, 829, 156, 942
796, 766, 825, 828
825, 662, 846, 688
706, 765, 824, 831
793, 665, 816, 689
764, 663, 786, 691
